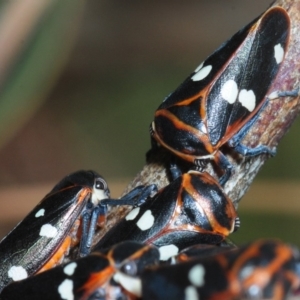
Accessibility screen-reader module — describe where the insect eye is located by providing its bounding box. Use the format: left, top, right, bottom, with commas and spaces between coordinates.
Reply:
121, 261, 138, 276
95, 178, 106, 190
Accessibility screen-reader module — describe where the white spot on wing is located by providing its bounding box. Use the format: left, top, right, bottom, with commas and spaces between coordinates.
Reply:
35, 208, 45, 218
240, 265, 255, 280
58, 279, 74, 300
188, 264, 205, 287
114, 271, 142, 297
125, 207, 140, 221
63, 262, 77, 276
238, 89, 256, 112
185, 286, 199, 300
221, 80, 238, 104
39, 224, 58, 238
194, 61, 204, 72
136, 210, 154, 231
158, 244, 179, 261
247, 285, 262, 298
274, 43, 284, 64
191, 65, 212, 81
8, 266, 28, 281
199, 122, 207, 134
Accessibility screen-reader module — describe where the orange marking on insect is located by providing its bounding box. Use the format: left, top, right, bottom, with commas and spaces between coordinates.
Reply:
77, 188, 92, 204
36, 236, 72, 274
172, 91, 207, 107
223, 241, 295, 297
97, 214, 106, 228
242, 244, 294, 289
175, 253, 189, 262
36, 189, 92, 274
183, 173, 237, 236
155, 109, 208, 141
147, 173, 227, 244
285, 269, 300, 291
80, 265, 115, 299
153, 111, 214, 159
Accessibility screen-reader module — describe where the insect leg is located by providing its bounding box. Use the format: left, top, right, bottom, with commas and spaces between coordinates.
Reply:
268, 88, 299, 100
229, 89, 299, 157
79, 204, 103, 257
101, 184, 157, 207
79, 205, 106, 257
228, 100, 268, 144
228, 101, 276, 157
215, 151, 232, 186
79, 185, 158, 256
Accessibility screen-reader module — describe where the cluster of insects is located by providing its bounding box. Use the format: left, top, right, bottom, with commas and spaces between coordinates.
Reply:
0, 5, 299, 300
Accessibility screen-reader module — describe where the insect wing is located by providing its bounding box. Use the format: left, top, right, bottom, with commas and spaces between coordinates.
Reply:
153, 7, 260, 143
0, 185, 90, 290
141, 240, 300, 300
0, 253, 113, 300
206, 7, 290, 145
154, 7, 290, 152
156, 12, 259, 110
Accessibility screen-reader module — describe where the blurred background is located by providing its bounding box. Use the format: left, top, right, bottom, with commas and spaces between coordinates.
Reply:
0, 0, 299, 247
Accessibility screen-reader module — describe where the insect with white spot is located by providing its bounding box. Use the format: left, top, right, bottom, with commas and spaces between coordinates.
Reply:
140, 239, 300, 300
0, 241, 160, 300
2, 238, 299, 300
150, 6, 293, 185
94, 166, 239, 261
0, 170, 155, 291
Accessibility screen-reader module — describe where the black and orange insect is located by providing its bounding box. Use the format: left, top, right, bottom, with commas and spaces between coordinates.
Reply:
0, 241, 160, 300
0, 170, 154, 291
151, 6, 292, 185
2, 240, 299, 300
95, 165, 239, 261
141, 239, 300, 300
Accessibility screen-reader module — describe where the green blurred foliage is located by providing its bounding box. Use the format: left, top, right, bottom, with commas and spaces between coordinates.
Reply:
233, 211, 300, 248
0, 0, 85, 150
